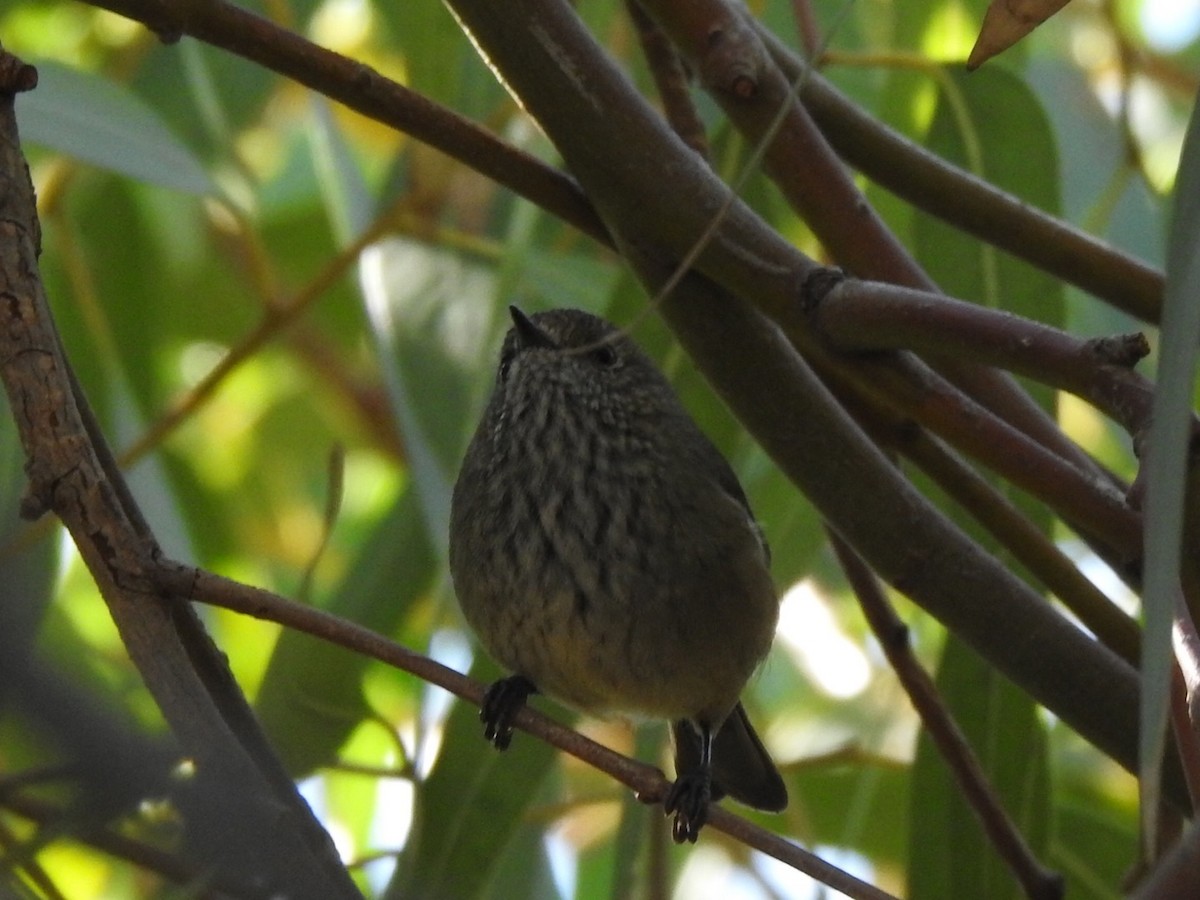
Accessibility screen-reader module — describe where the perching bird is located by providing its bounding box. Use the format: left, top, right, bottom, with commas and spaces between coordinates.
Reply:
449, 306, 786, 842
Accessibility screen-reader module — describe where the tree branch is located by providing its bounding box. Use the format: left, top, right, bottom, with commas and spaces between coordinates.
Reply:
809, 277, 1158, 442
0, 48, 358, 899
759, 26, 1164, 324
836, 391, 1140, 664
638, 0, 1118, 490
830, 532, 1064, 900
437, 0, 1168, 802
152, 559, 900, 900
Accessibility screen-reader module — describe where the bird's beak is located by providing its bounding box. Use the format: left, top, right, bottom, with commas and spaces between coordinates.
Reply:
509, 306, 558, 350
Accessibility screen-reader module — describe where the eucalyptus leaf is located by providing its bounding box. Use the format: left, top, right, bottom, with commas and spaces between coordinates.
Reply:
1138, 88, 1200, 850
360, 236, 501, 553
909, 639, 1050, 900
387, 659, 557, 900
18, 61, 214, 196
906, 62, 1058, 899
256, 488, 437, 776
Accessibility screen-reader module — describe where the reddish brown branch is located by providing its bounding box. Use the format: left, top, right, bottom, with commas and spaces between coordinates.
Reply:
81, 0, 609, 246
637, 0, 1130, 554
1132, 820, 1200, 898
0, 47, 357, 899
628, 1, 709, 157
830, 532, 1064, 900
755, 26, 1164, 324
811, 277, 1159, 443
153, 559, 900, 900
797, 324, 1144, 561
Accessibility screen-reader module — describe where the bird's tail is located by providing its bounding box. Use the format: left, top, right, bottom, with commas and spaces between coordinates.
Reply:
672, 703, 788, 812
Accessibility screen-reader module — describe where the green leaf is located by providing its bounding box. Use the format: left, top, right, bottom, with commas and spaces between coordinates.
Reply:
0, 393, 59, 683
1138, 86, 1200, 848
388, 659, 558, 900
790, 757, 911, 867
909, 638, 1051, 899
917, 65, 1065, 342
18, 61, 214, 195
1049, 758, 1136, 899
360, 236, 502, 552
255, 488, 437, 775
573, 724, 666, 899
483, 812, 563, 900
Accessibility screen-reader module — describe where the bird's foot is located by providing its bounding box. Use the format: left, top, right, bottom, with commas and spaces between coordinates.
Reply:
480, 675, 536, 750
664, 768, 712, 844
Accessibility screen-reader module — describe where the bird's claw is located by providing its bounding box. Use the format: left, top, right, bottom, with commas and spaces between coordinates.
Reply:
480, 675, 536, 750
664, 769, 712, 844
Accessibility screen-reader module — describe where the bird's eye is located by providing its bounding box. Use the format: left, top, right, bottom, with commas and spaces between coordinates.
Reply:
591, 344, 618, 367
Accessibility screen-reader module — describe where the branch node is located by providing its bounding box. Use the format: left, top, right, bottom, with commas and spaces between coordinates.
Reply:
798, 265, 845, 314
1086, 332, 1150, 368
0, 52, 38, 95
700, 22, 764, 100
18, 481, 50, 521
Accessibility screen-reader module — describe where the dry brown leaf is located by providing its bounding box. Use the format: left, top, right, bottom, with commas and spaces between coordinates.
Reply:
968, 0, 1072, 69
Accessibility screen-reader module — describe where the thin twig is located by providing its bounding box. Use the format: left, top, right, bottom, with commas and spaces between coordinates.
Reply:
0, 792, 251, 899
829, 531, 1065, 900
152, 558, 901, 900
81, 0, 609, 246
628, 1, 709, 157
116, 200, 400, 467
0, 811, 68, 900
758, 28, 1164, 323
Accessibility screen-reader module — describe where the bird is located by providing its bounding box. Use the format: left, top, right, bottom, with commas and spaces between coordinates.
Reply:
449, 305, 787, 842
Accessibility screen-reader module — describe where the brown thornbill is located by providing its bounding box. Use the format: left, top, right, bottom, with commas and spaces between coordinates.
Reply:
449, 306, 787, 842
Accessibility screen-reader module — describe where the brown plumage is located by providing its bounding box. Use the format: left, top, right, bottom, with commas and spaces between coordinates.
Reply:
449, 307, 786, 842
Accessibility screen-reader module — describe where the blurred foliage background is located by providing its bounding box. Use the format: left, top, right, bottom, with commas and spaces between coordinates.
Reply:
1, 0, 1197, 896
